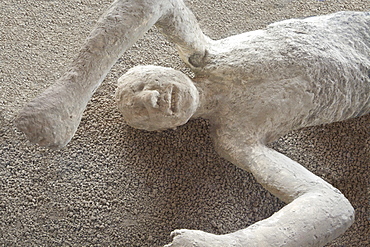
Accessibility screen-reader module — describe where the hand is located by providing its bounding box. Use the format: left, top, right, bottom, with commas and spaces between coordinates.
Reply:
164, 229, 242, 247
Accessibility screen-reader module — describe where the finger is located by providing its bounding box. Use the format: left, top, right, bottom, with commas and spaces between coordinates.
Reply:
170, 229, 184, 238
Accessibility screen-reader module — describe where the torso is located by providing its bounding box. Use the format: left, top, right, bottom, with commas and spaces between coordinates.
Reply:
195, 12, 369, 147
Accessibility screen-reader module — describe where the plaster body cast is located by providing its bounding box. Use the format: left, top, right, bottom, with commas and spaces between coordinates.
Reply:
15, 0, 369, 246
117, 11, 369, 247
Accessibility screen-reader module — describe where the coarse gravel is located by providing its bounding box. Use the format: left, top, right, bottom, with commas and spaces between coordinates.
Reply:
1, 0, 369, 246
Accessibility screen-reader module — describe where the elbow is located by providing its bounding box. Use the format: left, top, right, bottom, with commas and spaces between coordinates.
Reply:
302, 187, 355, 245
326, 188, 355, 235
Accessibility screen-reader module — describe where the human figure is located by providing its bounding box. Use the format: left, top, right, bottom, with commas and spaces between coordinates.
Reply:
16, 0, 369, 246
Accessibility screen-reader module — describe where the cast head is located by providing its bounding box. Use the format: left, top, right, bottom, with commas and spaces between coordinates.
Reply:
115, 65, 200, 131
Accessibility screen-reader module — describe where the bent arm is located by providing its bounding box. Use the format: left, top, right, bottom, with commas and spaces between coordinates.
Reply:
156, 0, 211, 67
167, 143, 354, 247
229, 144, 354, 246
15, 0, 209, 149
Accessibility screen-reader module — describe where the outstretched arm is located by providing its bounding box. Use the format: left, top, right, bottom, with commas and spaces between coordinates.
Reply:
15, 0, 209, 149
167, 144, 354, 247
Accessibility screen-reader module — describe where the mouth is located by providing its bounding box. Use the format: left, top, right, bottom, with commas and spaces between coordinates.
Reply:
164, 85, 179, 115
170, 85, 179, 114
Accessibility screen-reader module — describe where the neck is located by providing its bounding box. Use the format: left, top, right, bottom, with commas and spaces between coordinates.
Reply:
192, 78, 221, 119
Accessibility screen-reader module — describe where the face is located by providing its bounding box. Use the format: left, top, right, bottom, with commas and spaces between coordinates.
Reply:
115, 66, 199, 131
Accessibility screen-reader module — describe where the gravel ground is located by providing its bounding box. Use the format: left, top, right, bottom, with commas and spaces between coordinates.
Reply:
1, 0, 369, 246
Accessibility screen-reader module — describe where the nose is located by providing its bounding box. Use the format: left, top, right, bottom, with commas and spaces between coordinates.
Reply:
137, 90, 160, 109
